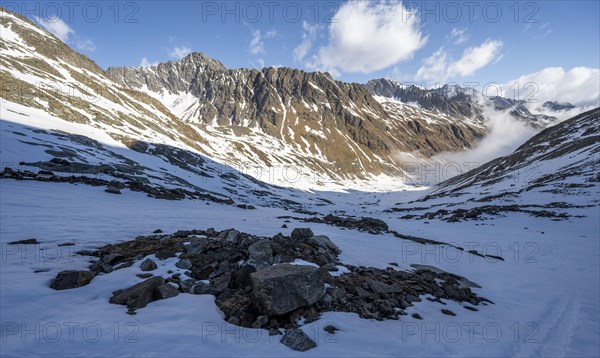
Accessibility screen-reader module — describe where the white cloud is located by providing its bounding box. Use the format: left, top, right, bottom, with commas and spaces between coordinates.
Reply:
249, 29, 278, 55
75, 38, 96, 52
249, 30, 264, 55
501, 67, 600, 109
140, 57, 159, 67
449, 39, 503, 76
449, 28, 468, 44
34, 16, 72, 41
34, 16, 95, 52
308, 1, 427, 75
293, 22, 320, 62
415, 39, 503, 83
433, 106, 537, 169
168, 46, 192, 60
265, 30, 278, 39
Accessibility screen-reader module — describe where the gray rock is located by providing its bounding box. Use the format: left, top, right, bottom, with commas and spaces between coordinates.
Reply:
227, 316, 241, 326
281, 328, 317, 352
291, 228, 314, 240
251, 264, 324, 315
252, 315, 269, 328
248, 240, 273, 265
103, 254, 125, 265
179, 279, 197, 293
105, 185, 121, 194
213, 272, 231, 292
233, 264, 257, 288
109, 276, 165, 309
190, 281, 216, 295
50, 270, 96, 290
175, 259, 192, 270
218, 229, 240, 242
185, 237, 208, 255
323, 325, 338, 334
366, 278, 403, 294
8, 238, 39, 245
140, 258, 157, 271
306, 235, 341, 255
154, 284, 180, 300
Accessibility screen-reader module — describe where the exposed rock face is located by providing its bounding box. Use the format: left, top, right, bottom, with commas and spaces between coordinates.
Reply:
543, 101, 576, 111
50, 270, 96, 290
251, 264, 325, 315
366, 79, 482, 119
366, 78, 565, 128
107, 53, 490, 178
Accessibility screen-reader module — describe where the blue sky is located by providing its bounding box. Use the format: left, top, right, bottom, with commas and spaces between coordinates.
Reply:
5, 1, 600, 95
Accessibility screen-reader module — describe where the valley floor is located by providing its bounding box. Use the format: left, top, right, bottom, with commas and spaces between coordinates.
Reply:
1, 180, 598, 357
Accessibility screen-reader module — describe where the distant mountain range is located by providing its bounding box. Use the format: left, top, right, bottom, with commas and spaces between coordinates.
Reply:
0, 6, 588, 187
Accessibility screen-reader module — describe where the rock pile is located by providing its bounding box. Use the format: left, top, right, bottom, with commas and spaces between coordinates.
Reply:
52, 227, 489, 351
1, 166, 234, 204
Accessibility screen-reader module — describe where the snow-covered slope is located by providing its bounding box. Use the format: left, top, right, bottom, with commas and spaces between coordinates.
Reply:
426, 107, 599, 205
387, 107, 599, 222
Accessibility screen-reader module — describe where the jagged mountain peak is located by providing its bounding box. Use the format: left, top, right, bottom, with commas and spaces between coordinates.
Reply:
543, 100, 577, 111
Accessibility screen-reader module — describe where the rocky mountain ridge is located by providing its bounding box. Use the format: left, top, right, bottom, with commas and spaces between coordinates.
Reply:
107, 53, 489, 178
366, 78, 581, 129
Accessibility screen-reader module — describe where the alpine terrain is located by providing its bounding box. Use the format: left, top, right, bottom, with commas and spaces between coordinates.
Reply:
0, 4, 598, 358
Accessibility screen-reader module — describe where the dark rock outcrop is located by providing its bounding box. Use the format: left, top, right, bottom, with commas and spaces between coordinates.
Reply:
50, 270, 96, 290
251, 264, 325, 315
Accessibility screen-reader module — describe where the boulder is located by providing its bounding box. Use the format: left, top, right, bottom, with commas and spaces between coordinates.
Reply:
140, 258, 157, 271
218, 229, 239, 242
213, 272, 232, 292
306, 235, 341, 255
233, 264, 257, 288
175, 259, 192, 270
109, 276, 165, 309
105, 185, 122, 194
50, 270, 96, 290
185, 237, 208, 255
154, 284, 179, 300
280, 329, 317, 351
291, 228, 314, 240
248, 240, 273, 265
251, 264, 324, 315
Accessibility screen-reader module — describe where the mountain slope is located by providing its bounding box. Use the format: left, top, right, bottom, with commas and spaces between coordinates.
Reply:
107, 55, 488, 177
0, 8, 333, 202
399, 107, 600, 212
366, 78, 576, 129
1, 5, 489, 186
